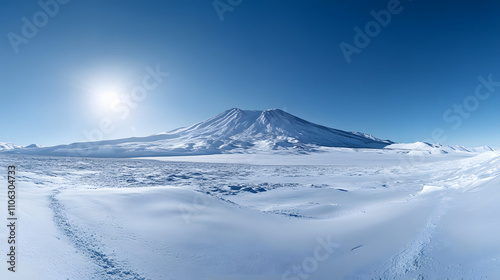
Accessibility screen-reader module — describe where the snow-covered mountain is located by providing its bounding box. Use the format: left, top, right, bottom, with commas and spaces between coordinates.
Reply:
3, 108, 497, 158
385, 142, 497, 155
0, 142, 21, 151
168, 108, 393, 149
6, 108, 393, 157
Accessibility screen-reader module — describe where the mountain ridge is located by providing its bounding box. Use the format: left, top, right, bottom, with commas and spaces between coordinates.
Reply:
2, 108, 496, 158
2, 108, 393, 157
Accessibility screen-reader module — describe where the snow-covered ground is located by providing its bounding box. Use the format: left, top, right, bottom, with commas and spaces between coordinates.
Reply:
1, 149, 500, 279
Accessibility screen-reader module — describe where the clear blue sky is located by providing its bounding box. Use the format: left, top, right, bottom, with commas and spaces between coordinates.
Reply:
2, 0, 500, 147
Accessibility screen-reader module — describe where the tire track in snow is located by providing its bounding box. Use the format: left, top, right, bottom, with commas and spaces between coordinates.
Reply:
376, 195, 450, 280
376, 153, 500, 279
49, 189, 149, 280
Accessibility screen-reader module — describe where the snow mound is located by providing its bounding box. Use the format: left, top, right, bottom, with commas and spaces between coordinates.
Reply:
24, 144, 42, 148
420, 185, 445, 194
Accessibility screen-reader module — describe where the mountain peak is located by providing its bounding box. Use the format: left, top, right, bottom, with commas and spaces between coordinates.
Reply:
185, 108, 391, 150
222, 108, 290, 118
225, 107, 244, 113
221, 108, 261, 118
261, 108, 292, 118
263, 108, 285, 113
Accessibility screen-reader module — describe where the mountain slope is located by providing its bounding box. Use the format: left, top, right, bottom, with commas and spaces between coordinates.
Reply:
385, 142, 497, 155
0, 142, 21, 151
5, 108, 393, 157
171, 108, 392, 149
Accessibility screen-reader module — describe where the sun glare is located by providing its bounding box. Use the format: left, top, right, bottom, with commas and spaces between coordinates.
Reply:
97, 89, 121, 109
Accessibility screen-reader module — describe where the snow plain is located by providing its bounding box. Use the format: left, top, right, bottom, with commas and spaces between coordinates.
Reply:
1, 148, 499, 279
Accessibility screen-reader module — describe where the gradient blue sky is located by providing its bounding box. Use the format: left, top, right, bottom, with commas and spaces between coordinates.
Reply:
2, 0, 500, 147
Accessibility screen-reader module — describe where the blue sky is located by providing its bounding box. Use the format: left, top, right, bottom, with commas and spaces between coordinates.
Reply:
2, 0, 500, 147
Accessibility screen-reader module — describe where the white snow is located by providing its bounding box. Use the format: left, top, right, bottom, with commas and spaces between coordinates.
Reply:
3, 108, 393, 157
420, 185, 445, 194
5, 108, 494, 160
1, 108, 499, 279
1, 149, 500, 279
0, 142, 20, 151
385, 141, 498, 155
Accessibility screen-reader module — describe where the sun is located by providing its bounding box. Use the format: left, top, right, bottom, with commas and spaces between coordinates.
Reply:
78, 69, 129, 115
97, 89, 121, 109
